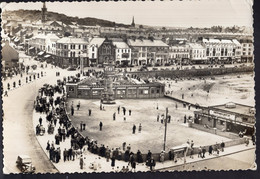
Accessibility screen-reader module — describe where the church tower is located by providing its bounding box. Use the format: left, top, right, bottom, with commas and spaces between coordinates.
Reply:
131, 16, 135, 27
41, 2, 47, 23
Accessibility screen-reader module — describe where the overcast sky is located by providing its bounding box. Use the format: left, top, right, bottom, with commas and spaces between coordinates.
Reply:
1, 0, 253, 28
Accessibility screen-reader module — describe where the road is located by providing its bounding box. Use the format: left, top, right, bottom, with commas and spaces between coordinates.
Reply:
2, 53, 77, 173
157, 148, 256, 171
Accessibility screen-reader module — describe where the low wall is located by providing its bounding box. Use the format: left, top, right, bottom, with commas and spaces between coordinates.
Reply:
190, 123, 239, 139
129, 66, 253, 79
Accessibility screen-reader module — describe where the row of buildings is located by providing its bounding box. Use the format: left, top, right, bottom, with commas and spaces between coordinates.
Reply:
22, 33, 253, 68
2, 3, 253, 69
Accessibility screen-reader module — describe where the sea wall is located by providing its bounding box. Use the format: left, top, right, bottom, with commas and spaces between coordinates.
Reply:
129, 66, 254, 79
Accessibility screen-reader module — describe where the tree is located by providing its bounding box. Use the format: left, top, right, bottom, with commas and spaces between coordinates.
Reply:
139, 25, 143, 29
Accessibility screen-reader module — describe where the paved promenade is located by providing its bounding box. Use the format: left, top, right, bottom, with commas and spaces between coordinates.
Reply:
32, 91, 255, 173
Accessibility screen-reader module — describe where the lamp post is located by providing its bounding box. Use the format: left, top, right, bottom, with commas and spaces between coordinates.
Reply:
163, 107, 168, 151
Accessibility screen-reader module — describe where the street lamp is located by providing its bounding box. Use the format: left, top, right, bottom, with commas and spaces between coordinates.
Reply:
163, 107, 168, 151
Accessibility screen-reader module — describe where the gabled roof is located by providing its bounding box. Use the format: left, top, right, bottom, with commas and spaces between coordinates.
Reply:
89, 37, 105, 47
46, 33, 60, 41
112, 41, 129, 49
127, 39, 168, 47
188, 43, 205, 49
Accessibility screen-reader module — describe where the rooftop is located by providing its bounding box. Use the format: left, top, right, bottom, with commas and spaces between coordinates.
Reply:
210, 102, 254, 117
112, 41, 129, 49
57, 37, 88, 44
89, 37, 106, 47
128, 39, 168, 47
188, 43, 205, 49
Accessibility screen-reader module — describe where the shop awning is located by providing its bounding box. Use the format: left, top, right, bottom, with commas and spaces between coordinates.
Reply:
44, 54, 51, 58
38, 51, 44, 56
29, 46, 35, 50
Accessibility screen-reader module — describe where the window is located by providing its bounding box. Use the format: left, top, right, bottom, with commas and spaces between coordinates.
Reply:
92, 53, 94, 59
144, 90, 149, 94
92, 46, 95, 51
242, 117, 248, 122
69, 87, 74, 92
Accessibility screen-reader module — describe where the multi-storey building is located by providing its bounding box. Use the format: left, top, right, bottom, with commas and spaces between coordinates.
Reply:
88, 37, 105, 66
189, 43, 207, 64
29, 33, 47, 54
112, 39, 131, 66
240, 38, 254, 63
202, 38, 241, 64
45, 33, 60, 55
56, 37, 88, 68
97, 38, 116, 65
168, 44, 190, 65
127, 39, 169, 66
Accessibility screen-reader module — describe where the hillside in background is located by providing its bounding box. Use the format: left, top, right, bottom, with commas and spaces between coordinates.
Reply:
2, 9, 131, 28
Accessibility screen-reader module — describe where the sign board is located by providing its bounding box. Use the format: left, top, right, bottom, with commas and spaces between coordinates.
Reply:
209, 110, 235, 120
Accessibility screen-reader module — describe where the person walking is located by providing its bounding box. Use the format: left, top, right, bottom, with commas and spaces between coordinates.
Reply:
132, 125, 136, 134
198, 146, 202, 158
123, 107, 126, 115
150, 157, 156, 171
220, 141, 225, 152
122, 142, 126, 151
99, 122, 103, 131
208, 145, 213, 155
46, 140, 50, 151
117, 106, 120, 114
111, 156, 115, 167
79, 155, 84, 169
89, 109, 92, 116
129, 110, 132, 116
39, 116, 42, 125
202, 146, 206, 158
113, 112, 116, 121
77, 101, 80, 110
71, 106, 74, 116
138, 123, 142, 133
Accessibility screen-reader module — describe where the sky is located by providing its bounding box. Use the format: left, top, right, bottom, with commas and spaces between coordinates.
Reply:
1, 0, 253, 28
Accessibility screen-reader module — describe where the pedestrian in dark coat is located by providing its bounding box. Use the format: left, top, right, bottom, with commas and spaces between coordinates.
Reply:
71, 107, 74, 116
202, 147, 206, 158
131, 161, 136, 172
220, 141, 225, 152
89, 109, 92, 116
111, 156, 115, 167
39, 116, 42, 125
150, 157, 156, 171
99, 122, 103, 131
113, 112, 116, 121
117, 106, 120, 114
80, 155, 84, 169
129, 110, 132, 116
132, 125, 136, 134
208, 145, 213, 155
46, 141, 50, 151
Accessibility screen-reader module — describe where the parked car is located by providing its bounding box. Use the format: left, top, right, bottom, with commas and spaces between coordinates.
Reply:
16, 155, 36, 173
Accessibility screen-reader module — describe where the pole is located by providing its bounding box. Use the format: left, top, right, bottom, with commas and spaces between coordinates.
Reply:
163, 107, 168, 151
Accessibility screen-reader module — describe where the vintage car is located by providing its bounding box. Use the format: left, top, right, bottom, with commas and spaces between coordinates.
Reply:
16, 155, 36, 173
